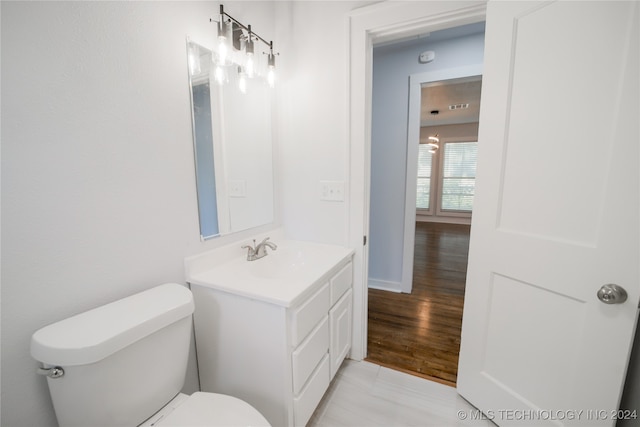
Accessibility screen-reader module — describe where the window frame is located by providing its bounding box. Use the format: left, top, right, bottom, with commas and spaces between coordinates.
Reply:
416, 136, 477, 220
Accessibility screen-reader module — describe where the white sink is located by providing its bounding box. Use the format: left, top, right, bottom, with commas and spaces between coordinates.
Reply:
247, 246, 308, 279
186, 239, 354, 307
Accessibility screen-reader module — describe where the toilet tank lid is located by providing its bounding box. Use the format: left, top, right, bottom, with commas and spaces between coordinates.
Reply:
30, 283, 194, 366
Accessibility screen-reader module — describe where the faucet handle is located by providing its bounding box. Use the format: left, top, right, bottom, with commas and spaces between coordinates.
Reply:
241, 240, 257, 257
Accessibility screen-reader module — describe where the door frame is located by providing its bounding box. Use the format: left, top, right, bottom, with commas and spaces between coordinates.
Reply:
348, 1, 487, 360
402, 68, 483, 294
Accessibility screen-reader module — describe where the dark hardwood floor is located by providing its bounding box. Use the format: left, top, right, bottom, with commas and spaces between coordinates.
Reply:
366, 221, 471, 386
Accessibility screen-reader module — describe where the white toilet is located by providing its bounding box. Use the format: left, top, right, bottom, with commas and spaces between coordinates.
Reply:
30, 283, 271, 427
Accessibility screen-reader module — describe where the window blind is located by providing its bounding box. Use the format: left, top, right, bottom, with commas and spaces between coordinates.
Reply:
441, 142, 477, 212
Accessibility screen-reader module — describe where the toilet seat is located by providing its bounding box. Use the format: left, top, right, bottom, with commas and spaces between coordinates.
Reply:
141, 392, 271, 427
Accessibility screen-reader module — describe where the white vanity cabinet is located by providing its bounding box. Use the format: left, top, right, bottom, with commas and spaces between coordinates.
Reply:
189, 249, 353, 427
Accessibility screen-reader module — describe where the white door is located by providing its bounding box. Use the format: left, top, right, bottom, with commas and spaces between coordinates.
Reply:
458, 1, 639, 426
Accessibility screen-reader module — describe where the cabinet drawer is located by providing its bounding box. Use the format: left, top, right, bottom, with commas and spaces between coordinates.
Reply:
330, 262, 352, 306
292, 316, 329, 395
293, 354, 330, 427
291, 283, 329, 347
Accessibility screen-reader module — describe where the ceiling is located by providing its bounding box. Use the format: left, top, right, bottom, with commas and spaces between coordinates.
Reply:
421, 77, 482, 127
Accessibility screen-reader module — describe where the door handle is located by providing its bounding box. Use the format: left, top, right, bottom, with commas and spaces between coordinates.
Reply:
597, 284, 628, 304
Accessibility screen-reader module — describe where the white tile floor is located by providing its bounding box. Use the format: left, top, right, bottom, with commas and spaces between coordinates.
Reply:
308, 360, 495, 427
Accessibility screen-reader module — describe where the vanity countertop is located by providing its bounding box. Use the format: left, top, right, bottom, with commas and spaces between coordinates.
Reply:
186, 239, 354, 308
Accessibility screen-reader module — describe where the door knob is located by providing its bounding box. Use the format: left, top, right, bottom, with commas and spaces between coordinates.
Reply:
597, 284, 628, 304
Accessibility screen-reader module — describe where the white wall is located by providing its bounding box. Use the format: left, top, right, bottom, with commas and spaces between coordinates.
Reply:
1, 2, 277, 426
275, 1, 372, 246
368, 29, 485, 287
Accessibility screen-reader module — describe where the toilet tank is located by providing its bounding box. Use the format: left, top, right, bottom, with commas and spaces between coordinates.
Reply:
30, 283, 195, 427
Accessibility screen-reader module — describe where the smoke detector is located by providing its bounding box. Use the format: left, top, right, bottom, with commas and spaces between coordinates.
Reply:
419, 51, 435, 64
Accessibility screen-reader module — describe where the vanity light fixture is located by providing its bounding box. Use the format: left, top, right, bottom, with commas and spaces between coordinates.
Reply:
211, 5, 279, 91
238, 66, 248, 94
427, 135, 440, 154
216, 18, 229, 65
267, 47, 276, 88
214, 64, 226, 85
245, 27, 255, 78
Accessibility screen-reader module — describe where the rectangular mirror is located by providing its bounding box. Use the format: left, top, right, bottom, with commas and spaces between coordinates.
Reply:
187, 38, 274, 239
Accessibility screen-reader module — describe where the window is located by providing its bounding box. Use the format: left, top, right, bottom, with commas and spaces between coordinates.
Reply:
416, 144, 433, 209
441, 142, 477, 212
415, 140, 478, 215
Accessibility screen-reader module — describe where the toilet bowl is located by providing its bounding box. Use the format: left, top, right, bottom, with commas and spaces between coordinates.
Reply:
30, 283, 270, 427
140, 392, 270, 427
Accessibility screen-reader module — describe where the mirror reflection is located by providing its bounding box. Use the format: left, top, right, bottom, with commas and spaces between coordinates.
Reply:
187, 39, 274, 239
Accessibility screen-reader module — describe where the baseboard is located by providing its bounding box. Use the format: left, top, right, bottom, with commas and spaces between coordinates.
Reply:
368, 279, 402, 293
416, 215, 471, 225
364, 358, 457, 388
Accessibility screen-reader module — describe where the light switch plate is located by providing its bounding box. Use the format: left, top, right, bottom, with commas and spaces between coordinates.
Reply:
320, 181, 345, 202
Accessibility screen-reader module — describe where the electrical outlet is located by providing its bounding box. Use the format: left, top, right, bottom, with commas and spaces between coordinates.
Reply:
320, 181, 345, 202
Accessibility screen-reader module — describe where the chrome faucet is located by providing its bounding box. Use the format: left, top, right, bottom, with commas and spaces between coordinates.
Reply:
242, 237, 277, 261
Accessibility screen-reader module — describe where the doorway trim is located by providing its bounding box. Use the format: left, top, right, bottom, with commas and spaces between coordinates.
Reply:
402, 68, 483, 294
348, 1, 487, 361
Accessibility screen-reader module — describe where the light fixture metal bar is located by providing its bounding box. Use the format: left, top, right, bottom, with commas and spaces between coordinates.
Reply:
215, 4, 274, 52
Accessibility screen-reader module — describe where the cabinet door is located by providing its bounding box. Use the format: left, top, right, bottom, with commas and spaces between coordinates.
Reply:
329, 289, 352, 379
